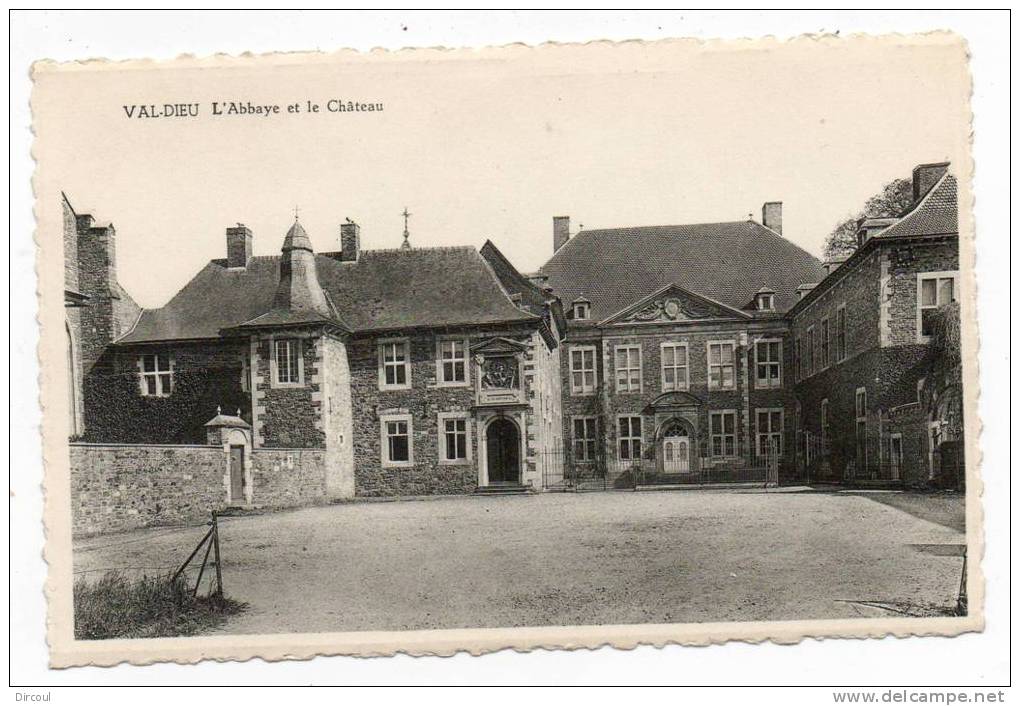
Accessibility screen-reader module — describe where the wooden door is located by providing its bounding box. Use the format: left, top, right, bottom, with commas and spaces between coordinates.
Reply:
229, 445, 245, 503
486, 418, 520, 484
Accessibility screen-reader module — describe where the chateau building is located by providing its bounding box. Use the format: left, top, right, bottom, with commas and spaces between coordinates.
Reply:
788, 163, 962, 487
65, 160, 963, 534
538, 206, 826, 484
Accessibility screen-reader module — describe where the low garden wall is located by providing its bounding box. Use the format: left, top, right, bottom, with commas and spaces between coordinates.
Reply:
70, 443, 329, 536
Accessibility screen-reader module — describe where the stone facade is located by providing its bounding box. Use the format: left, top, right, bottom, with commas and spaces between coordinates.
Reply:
348, 323, 560, 496
563, 319, 798, 479
790, 236, 960, 485
251, 332, 325, 449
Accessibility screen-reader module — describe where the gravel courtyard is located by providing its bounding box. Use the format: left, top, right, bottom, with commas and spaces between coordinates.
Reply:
73, 490, 966, 634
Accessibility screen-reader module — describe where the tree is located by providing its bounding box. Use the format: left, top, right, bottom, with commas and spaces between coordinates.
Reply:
823, 177, 915, 259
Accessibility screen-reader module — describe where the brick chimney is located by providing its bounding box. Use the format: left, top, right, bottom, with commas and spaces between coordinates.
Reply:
762, 202, 783, 235
912, 162, 950, 202
340, 220, 360, 262
226, 223, 253, 268
553, 216, 570, 253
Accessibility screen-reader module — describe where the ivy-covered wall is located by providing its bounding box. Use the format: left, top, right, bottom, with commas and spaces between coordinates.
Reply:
82, 340, 251, 444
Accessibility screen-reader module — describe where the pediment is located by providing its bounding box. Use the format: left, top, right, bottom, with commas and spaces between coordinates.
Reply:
470, 337, 528, 356
601, 284, 751, 326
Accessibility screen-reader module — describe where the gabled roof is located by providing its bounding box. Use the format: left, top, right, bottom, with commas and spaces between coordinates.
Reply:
790, 172, 959, 316
479, 239, 565, 345
540, 220, 826, 321
117, 246, 537, 344
875, 173, 958, 240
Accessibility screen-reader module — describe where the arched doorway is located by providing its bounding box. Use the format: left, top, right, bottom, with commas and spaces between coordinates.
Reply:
660, 418, 692, 474
486, 417, 521, 485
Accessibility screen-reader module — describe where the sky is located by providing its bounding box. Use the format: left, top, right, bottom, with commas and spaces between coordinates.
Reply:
34, 36, 971, 308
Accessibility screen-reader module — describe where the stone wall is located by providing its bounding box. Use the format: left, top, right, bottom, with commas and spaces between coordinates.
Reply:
526, 329, 563, 486
791, 237, 960, 485
251, 332, 325, 448
250, 447, 328, 507
70, 443, 226, 536
70, 443, 331, 536
882, 239, 960, 347
321, 334, 355, 499
83, 340, 250, 444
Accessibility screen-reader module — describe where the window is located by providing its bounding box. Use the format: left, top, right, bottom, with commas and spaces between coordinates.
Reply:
381, 414, 413, 467
573, 302, 590, 320
855, 387, 867, 471
240, 354, 250, 393
754, 339, 782, 389
437, 339, 468, 386
661, 342, 689, 392
614, 345, 642, 393
139, 352, 173, 397
273, 338, 303, 385
836, 305, 847, 362
756, 408, 784, 457
618, 416, 642, 461
805, 326, 815, 377
378, 339, 411, 390
572, 417, 599, 463
794, 336, 802, 381
820, 398, 829, 441
569, 346, 597, 394
438, 413, 469, 463
820, 318, 831, 370
756, 293, 775, 311
707, 341, 736, 390
918, 272, 958, 341
710, 411, 737, 458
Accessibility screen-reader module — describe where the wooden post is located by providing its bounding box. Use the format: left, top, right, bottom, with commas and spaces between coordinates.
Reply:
192, 532, 215, 597
171, 525, 214, 585
212, 510, 223, 597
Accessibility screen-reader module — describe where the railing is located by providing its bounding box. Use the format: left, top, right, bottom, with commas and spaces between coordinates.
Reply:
539, 441, 780, 491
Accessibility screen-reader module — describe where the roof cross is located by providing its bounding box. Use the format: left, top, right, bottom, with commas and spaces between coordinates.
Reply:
294, 205, 301, 221
401, 207, 412, 249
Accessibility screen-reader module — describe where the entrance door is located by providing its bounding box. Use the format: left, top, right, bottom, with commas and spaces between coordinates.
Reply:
662, 432, 691, 473
229, 445, 245, 503
889, 434, 903, 481
486, 418, 520, 485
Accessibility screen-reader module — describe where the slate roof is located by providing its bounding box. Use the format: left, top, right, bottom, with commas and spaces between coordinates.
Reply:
118, 246, 538, 344
539, 220, 826, 321
875, 173, 958, 240
790, 171, 959, 316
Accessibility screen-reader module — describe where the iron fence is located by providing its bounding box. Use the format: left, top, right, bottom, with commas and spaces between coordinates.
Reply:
538, 440, 780, 491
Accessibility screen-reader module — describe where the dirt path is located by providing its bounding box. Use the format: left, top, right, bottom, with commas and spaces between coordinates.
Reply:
73, 490, 966, 635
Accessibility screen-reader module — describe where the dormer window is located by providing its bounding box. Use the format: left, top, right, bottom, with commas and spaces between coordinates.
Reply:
571, 296, 591, 320
753, 287, 776, 312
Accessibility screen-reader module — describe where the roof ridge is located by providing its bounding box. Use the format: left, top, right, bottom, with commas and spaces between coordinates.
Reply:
577, 219, 758, 232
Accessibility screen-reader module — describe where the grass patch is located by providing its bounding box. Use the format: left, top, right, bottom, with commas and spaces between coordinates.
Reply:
74, 571, 245, 640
